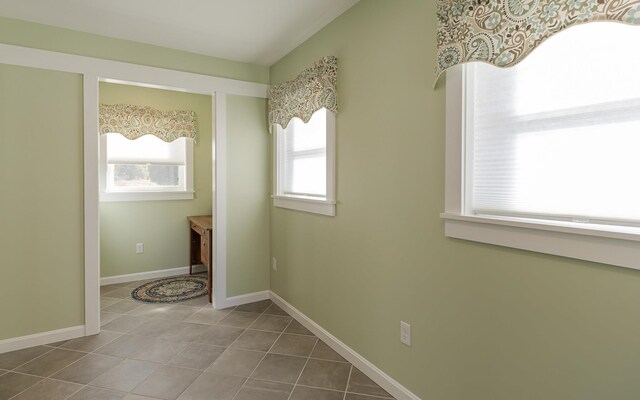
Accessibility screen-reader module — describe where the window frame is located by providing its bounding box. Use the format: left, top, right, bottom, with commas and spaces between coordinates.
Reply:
272, 109, 336, 216
99, 134, 195, 202
441, 64, 640, 271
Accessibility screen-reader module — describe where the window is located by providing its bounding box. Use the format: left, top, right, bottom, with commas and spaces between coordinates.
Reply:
273, 108, 336, 216
100, 133, 194, 201
442, 22, 640, 271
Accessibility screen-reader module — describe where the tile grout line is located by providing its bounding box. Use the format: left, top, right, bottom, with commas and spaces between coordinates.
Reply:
229, 302, 292, 400
285, 334, 321, 400
343, 365, 354, 400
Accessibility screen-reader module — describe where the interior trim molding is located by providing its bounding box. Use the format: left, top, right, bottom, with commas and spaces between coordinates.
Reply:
0, 44, 269, 98
269, 291, 421, 400
221, 290, 271, 309
0, 326, 85, 354
100, 265, 207, 286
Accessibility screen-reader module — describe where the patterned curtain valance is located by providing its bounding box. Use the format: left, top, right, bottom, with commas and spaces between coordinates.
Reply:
99, 104, 197, 142
268, 56, 338, 128
435, 0, 640, 83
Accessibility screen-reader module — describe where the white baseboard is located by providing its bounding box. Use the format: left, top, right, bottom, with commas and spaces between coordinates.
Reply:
269, 291, 421, 400
0, 325, 85, 354
217, 290, 270, 309
100, 265, 207, 286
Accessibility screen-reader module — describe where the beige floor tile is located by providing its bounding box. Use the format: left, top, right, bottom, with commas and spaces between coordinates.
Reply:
249, 315, 292, 333
309, 341, 346, 362
89, 359, 159, 392
100, 286, 120, 297
263, 304, 289, 316
251, 353, 307, 384
177, 296, 211, 308
67, 386, 127, 400
234, 300, 273, 313
159, 322, 211, 343
289, 386, 345, 400
218, 311, 261, 329
184, 308, 229, 325
234, 378, 293, 400
206, 349, 266, 377
47, 340, 71, 347
15, 349, 86, 377
122, 394, 159, 400
103, 300, 143, 314
0, 372, 42, 400
231, 330, 280, 352
126, 303, 173, 318
60, 331, 122, 352
0, 346, 52, 370
345, 393, 393, 400
347, 367, 392, 398
153, 305, 198, 321
178, 372, 245, 400
101, 312, 121, 326
284, 320, 314, 336
193, 325, 244, 347
11, 378, 83, 400
102, 316, 148, 333
128, 319, 183, 338
167, 343, 226, 370
100, 298, 121, 310
96, 335, 187, 363
297, 359, 351, 391
102, 288, 135, 299
131, 366, 201, 400
270, 334, 318, 358
51, 353, 123, 384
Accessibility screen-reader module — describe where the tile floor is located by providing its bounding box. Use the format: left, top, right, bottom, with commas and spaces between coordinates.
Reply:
0, 276, 396, 400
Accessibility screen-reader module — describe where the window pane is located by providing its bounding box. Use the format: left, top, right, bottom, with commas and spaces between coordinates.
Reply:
280, 109, 327, 198
513, 121, 640, 221
112, 164, 180, 188
470, 23, 640, 225
105, 133, 186, 165
286, 156, 326, 196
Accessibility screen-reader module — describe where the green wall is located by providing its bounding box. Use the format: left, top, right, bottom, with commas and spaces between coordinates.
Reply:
0, 19, 269, 339
226, 95, 270, 297
0, 65, 84, 339
99, 82, 212, 278
269, 2, 640, 400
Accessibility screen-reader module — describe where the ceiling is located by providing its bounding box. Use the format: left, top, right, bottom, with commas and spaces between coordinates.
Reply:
0, 0, 359, 65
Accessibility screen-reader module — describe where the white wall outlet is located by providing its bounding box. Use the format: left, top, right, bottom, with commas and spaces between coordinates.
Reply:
272, 257, 277, 270
400, 321, 411, 347
136, 243, 144, 254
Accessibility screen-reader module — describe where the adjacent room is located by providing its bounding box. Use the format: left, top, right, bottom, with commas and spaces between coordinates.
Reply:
1, 1, 640, 400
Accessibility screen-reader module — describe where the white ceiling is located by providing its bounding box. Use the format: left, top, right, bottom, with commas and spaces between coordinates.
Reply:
0, 0, 359, 65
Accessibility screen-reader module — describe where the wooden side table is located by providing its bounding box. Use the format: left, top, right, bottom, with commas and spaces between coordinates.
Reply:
188, 215, 213, 303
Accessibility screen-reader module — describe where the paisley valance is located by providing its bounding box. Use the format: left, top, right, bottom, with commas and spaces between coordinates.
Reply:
268, 56, 338, 128
436, 0, 640, 83
99, 104, 197, 142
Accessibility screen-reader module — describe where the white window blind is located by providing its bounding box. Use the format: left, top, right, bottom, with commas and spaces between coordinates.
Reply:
467, 22, 640, 225
101, 133, 192, 194
104, 133, 187, 165
279, 108, 327, 198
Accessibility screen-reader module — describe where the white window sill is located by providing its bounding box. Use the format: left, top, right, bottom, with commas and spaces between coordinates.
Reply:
100, 191, 194, 202
440, 213, 640, 271
273, 196, 335, 216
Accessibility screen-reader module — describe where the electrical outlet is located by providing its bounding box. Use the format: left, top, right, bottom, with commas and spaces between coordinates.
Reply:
400, 321, 411, 347
272, 257, 277, 270
136, 243, 144, 254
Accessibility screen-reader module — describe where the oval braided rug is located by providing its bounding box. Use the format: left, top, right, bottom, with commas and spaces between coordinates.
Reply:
131, 275, 208, 303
